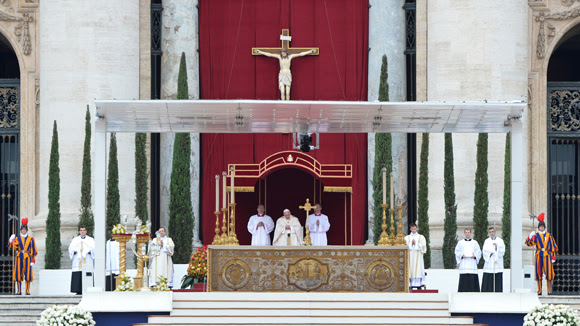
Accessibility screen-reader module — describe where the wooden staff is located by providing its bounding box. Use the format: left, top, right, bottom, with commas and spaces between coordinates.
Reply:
8, 214, 19, 295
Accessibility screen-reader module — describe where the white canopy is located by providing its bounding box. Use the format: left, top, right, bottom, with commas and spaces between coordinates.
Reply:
92, 99, 525, 293
94, 99, 525, 133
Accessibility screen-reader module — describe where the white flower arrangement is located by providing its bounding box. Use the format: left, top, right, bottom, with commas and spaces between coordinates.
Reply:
116, 273, 134, 291
135, 224, 150, 235
154, 276, 171, 291
524, 304, 580, 326
37, 305, 95, 326
112, 224, 127, 234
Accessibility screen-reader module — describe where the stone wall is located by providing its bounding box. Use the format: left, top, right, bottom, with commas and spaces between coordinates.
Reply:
417, 0, 529, 267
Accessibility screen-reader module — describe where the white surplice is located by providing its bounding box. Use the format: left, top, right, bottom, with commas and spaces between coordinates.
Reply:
68, 235, 95, 272
273, 216, 303, 246
247, 214, 275, 246
404, 232, 427, 287
308, 214, 330, 246
105, 240, 120, 276
148, 236, 175, 287
455, 239, 481, 274
482, 237, 505, 273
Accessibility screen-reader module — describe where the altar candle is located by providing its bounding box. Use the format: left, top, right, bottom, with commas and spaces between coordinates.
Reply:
230, 166, 235, 204
382, 167, 387, 205
398, 160, 403, 205
390, 172, 394, 208
215, 174, 219, 212
222, 171, 227, 209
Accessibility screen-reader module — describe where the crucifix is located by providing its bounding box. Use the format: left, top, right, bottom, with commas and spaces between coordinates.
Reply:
299, 198, 315, 246
252, 29, 319, 100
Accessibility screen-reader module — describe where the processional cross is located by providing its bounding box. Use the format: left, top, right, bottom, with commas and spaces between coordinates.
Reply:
299, 198, 315, 246
252, 29, 319, 100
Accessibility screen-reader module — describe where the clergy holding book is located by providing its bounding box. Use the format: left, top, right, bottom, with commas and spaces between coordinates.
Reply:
455, 228, 481, 292
148, 227, 175, 288
247, 204, 275, 246
481, 226, 505, 292
273, 209, 303, 246
404, 223, 426, 289
308, 203, 330, 246
68, 226, 95, 295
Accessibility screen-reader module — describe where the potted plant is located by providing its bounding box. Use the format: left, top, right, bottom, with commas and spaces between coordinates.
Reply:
524, 304, 580, 326
37, 305, 95, 326
181, 245, 208, 289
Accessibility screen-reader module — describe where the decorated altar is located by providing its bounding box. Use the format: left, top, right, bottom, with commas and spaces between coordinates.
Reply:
208, 245, 408, 292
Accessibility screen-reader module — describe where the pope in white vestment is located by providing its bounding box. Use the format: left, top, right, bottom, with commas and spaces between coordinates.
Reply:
148, 227, 175, 287
105, 239, 120, 291
273, 209, 303, 246
68, 227, 95, 294
455, 228, 481, 292
247, 205, 275, 246
308, 203, 330, 246
481, 227, 505, 292
404, 224, 426, 288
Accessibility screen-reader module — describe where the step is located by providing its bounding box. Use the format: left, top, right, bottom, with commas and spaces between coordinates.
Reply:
139, 324, 487, 326
171, 292, 450, 301
146, 315, 475, 325
170, 308, 450, 317
172, 300, 449, 310
0, 315, 39, 322
0, 309, 44, 316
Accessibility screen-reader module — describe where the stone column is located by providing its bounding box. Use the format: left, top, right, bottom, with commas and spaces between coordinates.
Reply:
367, 0, 406, 244
159, 0, 201, 246
39, 0, 140, 268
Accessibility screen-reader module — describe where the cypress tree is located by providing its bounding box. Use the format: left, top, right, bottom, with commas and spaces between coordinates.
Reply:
78, 106, 94, 236
135, 133, 148, 224
106, 133, 120, 240
417, 134, 431, 268
372, 55, 392, 244
45, 121, 61, 269
473, 133, 489, 268
169, 52, 194, 263
442, 133, 458, 269
502, 133, 511, 268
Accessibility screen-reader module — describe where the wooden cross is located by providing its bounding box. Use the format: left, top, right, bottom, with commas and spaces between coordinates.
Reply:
252, 29, 319, 56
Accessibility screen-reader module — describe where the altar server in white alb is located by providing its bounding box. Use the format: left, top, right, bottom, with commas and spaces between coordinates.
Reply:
69, 227, 95, 295
105, 238, 120, 291
455, 228, 481, 292
247, 204, 275, 246
148, 227, 175, 288
404, 223, 427, 289
308, 203, 330, 246
273, 209, 303, 246
481, 226, 505, 292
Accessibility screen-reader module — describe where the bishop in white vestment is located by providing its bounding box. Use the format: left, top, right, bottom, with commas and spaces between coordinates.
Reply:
481, 227, 505, 292
247, 205, 275, 246
308, 204, 330, 246
273, 209, 303, 246
68, 227, 95, 294
404, 223, 427, 288
455, 228, 481, 292
148, 227, 175, 288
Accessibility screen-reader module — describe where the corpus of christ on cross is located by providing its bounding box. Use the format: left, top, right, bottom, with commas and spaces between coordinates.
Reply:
252, 29, 319, 100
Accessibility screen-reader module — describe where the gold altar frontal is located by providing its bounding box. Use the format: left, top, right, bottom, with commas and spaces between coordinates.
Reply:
208, 246, 408, 292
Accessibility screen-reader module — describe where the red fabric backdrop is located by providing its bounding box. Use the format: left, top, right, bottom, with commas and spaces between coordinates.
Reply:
199, 0, 369, 245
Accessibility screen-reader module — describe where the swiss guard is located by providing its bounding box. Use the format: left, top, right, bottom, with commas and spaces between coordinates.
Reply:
8, 218, 37, 295
525, 213, 558, 295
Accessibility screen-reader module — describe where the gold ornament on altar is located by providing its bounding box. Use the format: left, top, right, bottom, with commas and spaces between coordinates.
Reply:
212, 168, 239, 245
299, 199, 315, 246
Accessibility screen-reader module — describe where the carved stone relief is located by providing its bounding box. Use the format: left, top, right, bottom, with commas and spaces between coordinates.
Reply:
535, 6, 580, 59
0, 9, 33, 55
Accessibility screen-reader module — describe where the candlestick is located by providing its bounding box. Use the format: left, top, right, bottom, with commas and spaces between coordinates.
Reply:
222, 171, 227, 209
230, 166, 235, 204
398, 159, 403, 205
215, 174, 219, 212
382, 167, 386, 205
390, 172, 394, 208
